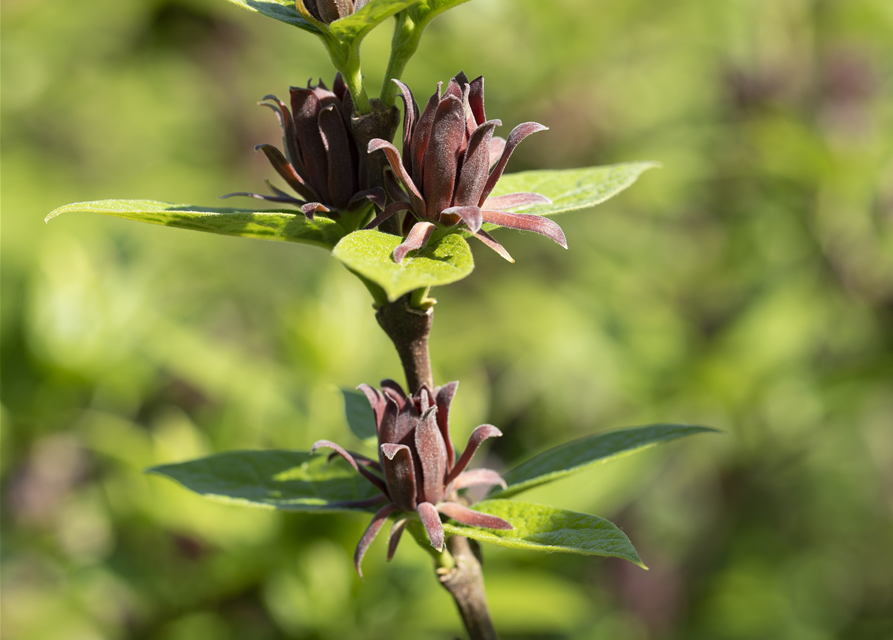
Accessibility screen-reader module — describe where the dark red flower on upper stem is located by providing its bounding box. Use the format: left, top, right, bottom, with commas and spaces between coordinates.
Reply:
312, 380, 512, 577
222, 74, 384, 220
365, 72, 566, 263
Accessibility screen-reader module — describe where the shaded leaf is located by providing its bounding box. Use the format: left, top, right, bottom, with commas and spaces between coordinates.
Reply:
148, 450, 381, 511
46, 200, 344, 250
442, 499, 645, 567
488, 161, 659, 220
342, 388, 377, 441
332, 230, 473, 301
493, 424, 719, 499
329, 0, 419, 41
225, 0, 321, 32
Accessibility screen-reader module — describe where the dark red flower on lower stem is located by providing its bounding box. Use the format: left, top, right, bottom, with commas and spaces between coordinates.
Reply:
366, 72, 566, 263
222, 74, 384, 220
312, 380, 512, 577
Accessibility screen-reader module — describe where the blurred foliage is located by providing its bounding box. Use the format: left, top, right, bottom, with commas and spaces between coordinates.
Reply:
2, 0, 893, 638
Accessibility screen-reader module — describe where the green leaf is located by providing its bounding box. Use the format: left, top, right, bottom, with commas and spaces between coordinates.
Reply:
341, 388, 377, 441
224, 0, 321, 32
148, 450, 381, 512
332, 230, 474, 301
45, 200, 345, 250
489, 161, 659, 219
442, 499, 645, 568
492, 424, 719, 499
329, 0, 419, 42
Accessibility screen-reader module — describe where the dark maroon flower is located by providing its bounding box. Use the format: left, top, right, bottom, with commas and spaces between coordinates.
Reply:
299, 0, 369, 23
366, 72, 566, 263
312, 380, 512, 577
222, 74, 384, 220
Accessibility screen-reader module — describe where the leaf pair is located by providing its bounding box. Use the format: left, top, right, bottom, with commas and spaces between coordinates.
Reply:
148, 422, 715, 567
47, 162, 657, 302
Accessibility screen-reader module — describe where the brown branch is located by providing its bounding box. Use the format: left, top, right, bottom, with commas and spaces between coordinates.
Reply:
440, 536, 499, 640
375, 298, 434, 393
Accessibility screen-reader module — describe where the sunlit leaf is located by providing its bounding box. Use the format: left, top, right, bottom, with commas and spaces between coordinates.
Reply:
148, 450, 381, 512
224, 0, 321, 32
332, 230, 474, 301
329, 0, 419, 41
489, 161, 659, 219
492, 424, 719, 499
342, 388, 377, 441
46, 200, 344, 249
441, 499, 645, 567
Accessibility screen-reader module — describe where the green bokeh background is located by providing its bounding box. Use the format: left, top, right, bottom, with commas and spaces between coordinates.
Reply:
3, 0, 892, 638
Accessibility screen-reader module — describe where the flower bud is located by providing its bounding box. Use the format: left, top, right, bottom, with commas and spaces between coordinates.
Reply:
300, 0, 370, 23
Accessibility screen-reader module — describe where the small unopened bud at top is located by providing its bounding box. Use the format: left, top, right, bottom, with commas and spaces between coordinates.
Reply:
300, 0, 370, 23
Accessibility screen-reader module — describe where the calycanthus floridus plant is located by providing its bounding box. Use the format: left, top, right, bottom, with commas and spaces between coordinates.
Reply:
46, 1, 718, 638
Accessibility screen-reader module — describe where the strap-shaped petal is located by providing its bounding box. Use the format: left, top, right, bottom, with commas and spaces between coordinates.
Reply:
468, 75, 486, 125
453, 120, 500, 208
480, 122, 549, 205
381, 378, 407, 402
489, 136, 506, 169
434, 381, 458, 468
354, 504, 399, 578
368, 139, 427, 218
290, 87, 330, 203
392, 79, 419, 176
347, 187, 386, 213
259, 96, 303, 178
481, 210, 567, 249
325, 448, 382, 472
416, 501, 445, 551
471, 229, 514, 263
482, 192, 552, 210
394, 221, 436, 265
445, 425, 503, 486
319, 104, 356, 210
254, 144, 318, 202
437, 502, 513, 530
301, 202, 330, 220
364, 201, 413, 230
392, 400, 420, 445
381, 443, 418, 511
387, 517, 408, 561
378, 396, 400, 445
414, 407, 448, 504
312, 439, 390, 496
450, 468, 507, 491
411, 84, 441, 184
358, 383, 385, 432
441, 205, 483, 234
265, 180, 297, 200
423, 95, 466, 218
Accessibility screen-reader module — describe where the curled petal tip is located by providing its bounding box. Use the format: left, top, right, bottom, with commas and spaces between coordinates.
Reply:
368, 138, 390, 153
